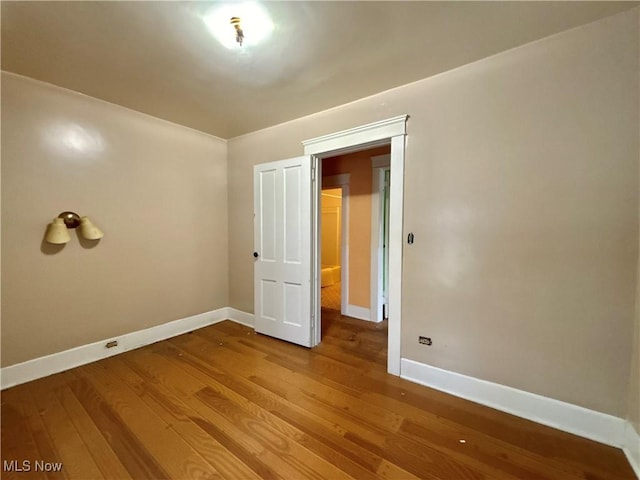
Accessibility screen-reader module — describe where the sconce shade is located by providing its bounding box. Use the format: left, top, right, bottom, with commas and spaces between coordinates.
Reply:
79, 216, 104, 240
45, 218, 71, 244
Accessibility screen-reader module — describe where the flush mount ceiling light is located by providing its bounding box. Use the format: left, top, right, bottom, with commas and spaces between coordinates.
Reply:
230, 16, 244, 46
204, 2, 273, 49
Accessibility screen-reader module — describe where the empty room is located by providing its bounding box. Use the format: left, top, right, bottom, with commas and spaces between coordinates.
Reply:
1, 1, 639, 479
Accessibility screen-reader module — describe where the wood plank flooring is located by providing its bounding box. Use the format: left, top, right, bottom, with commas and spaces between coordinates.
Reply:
1, 314, 636, 479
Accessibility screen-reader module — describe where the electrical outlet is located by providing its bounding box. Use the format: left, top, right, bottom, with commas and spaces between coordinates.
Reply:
418, 336, 432, 346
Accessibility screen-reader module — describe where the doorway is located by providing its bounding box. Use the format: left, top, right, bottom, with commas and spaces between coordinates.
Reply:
320, 187, 343, 313
320, 147, 390, 319
319, 145, 391, 364
306, 114, 408, 375
252, 113, 407, 375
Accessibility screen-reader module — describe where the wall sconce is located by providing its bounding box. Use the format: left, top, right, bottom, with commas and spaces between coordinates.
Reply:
45, 211, 104, 244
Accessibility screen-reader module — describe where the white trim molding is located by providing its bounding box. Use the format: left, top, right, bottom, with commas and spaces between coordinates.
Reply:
226, 308, 255, 328
386, 134, 406, 375
344, 305, 372, 322
302, 115, 408, 156
401, 358, 628, 449
1, 308, 230, 390
624, 422, 640, 478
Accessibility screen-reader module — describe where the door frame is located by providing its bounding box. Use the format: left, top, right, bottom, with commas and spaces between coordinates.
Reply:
303, 115, 408, 376
370, 154, 391, 323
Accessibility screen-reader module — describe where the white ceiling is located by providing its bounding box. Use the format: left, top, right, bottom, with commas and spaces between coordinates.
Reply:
2, 1, 636, 139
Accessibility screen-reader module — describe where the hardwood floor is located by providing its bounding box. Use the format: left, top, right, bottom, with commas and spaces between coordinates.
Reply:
1, 317, 635, 479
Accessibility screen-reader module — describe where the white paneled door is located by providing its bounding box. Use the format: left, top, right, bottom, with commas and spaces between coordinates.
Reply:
254, 156, 314, 347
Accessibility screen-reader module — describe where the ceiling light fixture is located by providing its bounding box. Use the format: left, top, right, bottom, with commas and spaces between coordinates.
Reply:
230, 16, 244, 46
204, 2, 273, 49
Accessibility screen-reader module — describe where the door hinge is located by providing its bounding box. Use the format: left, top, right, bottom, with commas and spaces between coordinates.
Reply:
311, 166, 316, 181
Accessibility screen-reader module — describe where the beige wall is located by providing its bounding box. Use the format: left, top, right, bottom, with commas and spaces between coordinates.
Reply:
323, 146, 390, 308
1, 72, 229, 367
228, 9, 639, 416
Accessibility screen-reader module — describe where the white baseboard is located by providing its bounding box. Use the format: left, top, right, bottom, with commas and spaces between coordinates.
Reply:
624, 422, 640, 478
344, 304, 372, 322
225, 307, 255, 328
1, 308, 230, 390
400, 358, 627, 449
